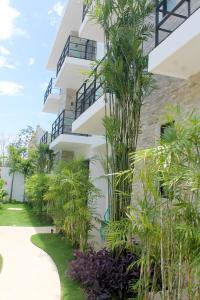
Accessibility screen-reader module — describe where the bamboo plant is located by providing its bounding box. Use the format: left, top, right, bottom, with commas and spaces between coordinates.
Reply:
87, 0, 154, 221
107, 109, 200, 299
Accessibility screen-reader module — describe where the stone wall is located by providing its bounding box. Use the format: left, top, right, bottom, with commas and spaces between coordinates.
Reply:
138, 72, 200, 150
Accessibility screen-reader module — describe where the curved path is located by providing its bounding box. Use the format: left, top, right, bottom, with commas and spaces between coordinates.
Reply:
0, 227, 61, 300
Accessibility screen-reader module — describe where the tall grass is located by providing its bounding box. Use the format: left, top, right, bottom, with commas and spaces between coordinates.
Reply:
107, 109, 200, 299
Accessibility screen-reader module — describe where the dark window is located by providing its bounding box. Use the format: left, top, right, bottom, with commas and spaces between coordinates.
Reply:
160, 121, 175, 197
161, 121, 175, 138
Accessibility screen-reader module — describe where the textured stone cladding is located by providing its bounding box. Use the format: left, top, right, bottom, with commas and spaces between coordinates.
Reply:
137, 72, 200, 150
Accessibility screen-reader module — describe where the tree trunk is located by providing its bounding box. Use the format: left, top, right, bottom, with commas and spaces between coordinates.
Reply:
23, 175, 26, 202
9, 172, 15, 202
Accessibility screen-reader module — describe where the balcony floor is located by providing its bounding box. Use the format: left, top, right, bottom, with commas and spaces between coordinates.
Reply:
72, 94, 109, 136
148, 7, 200, 79
55, 57, 94, 89
50, 133, 105, 156
42, 94, 60, 114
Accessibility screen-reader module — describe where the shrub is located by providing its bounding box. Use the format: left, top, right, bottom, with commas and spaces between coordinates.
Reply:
0, 179, 8, 201
69, 248, 139, 300
45, 159, 100, 251
25, 173, 49, 218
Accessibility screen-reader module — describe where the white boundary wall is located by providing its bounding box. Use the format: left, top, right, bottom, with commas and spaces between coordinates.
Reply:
0, 167, 25, 202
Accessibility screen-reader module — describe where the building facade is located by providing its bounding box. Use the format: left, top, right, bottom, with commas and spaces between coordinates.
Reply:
40, 0, 200, 245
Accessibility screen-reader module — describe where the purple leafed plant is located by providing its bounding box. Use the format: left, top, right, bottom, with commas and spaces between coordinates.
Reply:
68, 248, 140, 300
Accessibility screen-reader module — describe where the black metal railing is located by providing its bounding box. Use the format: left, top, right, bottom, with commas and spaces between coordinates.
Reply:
40, 132, 49, 145
44, 78, 61, 104
51, 110, 74, 142
155, 0, 200, 46
51, 110, 89, 142
82, 3, 91, 22
75, 63, 105, 120
56, 35, 97, 76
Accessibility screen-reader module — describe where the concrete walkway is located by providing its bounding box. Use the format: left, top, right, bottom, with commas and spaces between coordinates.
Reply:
0, 227, 61, 300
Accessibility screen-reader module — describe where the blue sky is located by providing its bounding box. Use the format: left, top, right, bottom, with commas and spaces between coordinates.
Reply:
0, 0, 65, 138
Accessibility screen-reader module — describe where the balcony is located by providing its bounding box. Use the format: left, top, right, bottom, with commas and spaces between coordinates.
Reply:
73, 63, 110, 136
148, 0, 200, 78
40, 132, 49, 145
79, 2, 104, 42
43, 78, 61, 114
47, 0, 83, 71
50, 109, 97, 154
55, 35, 97, 89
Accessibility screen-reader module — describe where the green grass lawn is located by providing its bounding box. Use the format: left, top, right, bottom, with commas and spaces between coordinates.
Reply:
31, 233, 85, 300
0, 203, 52, 226
0, 254, 3, 273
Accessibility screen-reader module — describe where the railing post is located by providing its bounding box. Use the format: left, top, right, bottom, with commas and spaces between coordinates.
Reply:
75, 91, 78, 120
51, 123, 53, 142
155, 0, 159, 46
67, 35, 70, 57
187, 0, 191, 17
93, 72, 97, 105
85, 40, 89, 59
50, 78, 53, 94
62, 110, 65, 134
83, 82, 86, 114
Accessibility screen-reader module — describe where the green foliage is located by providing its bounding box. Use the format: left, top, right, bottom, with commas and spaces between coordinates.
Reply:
7, 145, 25, 174
28, 144, 55, 174
90, 0, 154, 221
0, 179, 7, 201
44, 159, 99, 251
25, 158, 99, 251
7, 145, 27, 201
25, 173, 50, 218
106, 109, 200, 299
12, 125, 34, 150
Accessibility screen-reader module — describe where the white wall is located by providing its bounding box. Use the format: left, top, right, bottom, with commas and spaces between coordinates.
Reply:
88, 145, 108, 247
0, 167, 25, 202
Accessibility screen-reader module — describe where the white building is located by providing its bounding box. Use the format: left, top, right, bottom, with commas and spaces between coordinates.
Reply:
40, 0, 200, 244
41, 0, 107, 244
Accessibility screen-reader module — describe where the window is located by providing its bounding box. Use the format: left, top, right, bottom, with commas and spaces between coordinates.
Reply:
160, 121, 175, 197
160, 121, 175, 139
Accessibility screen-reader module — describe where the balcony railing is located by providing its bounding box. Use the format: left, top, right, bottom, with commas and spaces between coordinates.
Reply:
155, 0, 200, 46
75, 63, 105, 120
56, 35, 97, 76
51, 110, 74, 142
44, 78, 61, 104
40, 132, 49, 145
51, 110, 89, 142
82, 3, 91, 22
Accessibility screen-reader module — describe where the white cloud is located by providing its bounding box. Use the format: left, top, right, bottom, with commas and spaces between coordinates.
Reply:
0, 0, 20, 40
0, 56, 15, 69
0, 46, 10, 55
0, 81, 24, 96
14, 27, 30, 39
0, 0, 29, 40
48, 2, 64, 16
48, 1, 64, 26
28, 57, 35, 66
0, 45, 15, 69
